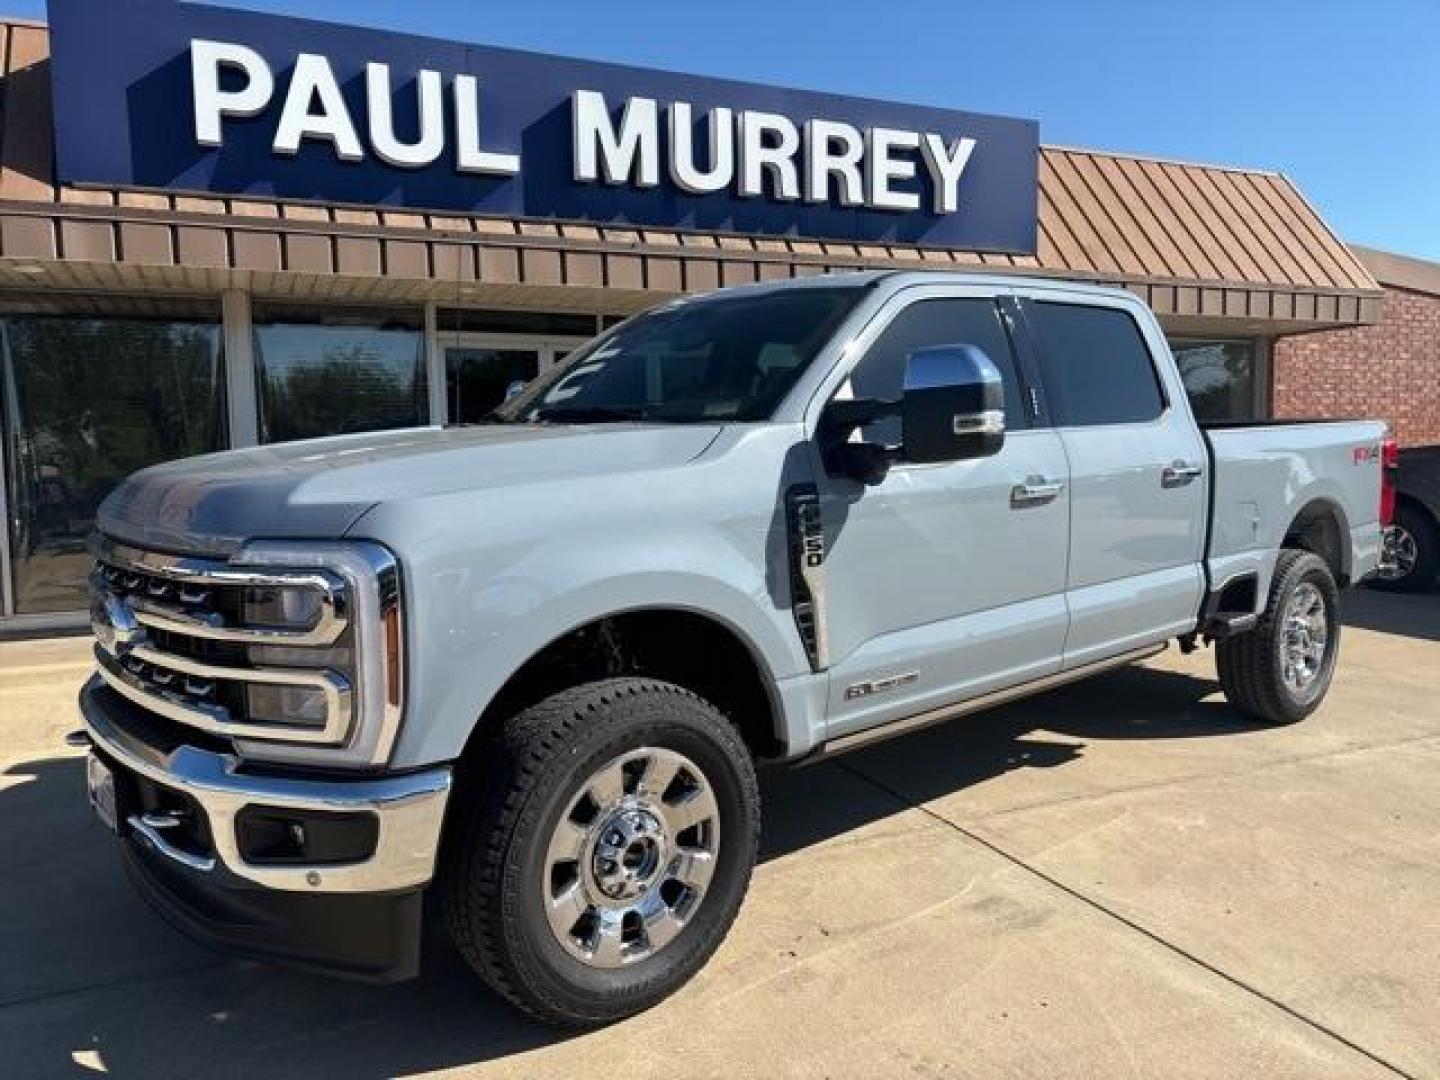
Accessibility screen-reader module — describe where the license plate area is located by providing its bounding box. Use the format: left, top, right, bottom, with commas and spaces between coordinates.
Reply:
86, 753, 126, 835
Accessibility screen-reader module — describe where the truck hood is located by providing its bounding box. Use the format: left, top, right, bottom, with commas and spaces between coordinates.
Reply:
97, 423, 723, 556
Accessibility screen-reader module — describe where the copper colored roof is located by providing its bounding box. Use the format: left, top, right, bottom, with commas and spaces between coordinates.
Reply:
1350, 244, 1440, 297
0, 17, 1381, 329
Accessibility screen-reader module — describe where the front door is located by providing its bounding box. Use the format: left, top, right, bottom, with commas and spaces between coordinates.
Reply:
815, 289, 1072, 742
442, 334, 585, 424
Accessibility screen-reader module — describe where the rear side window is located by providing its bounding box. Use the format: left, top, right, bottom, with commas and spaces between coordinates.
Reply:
1029, 302, 1166, 426
846, 298, 1029, 445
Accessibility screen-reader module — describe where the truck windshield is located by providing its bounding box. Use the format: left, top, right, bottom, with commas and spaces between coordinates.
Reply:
491, 285, 865, 424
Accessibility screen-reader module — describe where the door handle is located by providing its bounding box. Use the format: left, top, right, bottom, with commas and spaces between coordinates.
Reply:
1161, 461, 1204, 488
1011, 476, 1065, 507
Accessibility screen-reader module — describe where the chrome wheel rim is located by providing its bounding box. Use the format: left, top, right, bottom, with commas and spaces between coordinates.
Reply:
1378, 525, 1418, 581
543, 747, 720, 968
1281, 581, 1329, 693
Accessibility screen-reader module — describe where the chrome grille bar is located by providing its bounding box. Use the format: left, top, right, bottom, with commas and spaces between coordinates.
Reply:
93, 643, 353, 744
94, 537, 349, 646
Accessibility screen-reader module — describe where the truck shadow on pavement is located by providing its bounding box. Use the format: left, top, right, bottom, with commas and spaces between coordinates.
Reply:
1341, 586, 1440, 643
0, 661, 1266, 1079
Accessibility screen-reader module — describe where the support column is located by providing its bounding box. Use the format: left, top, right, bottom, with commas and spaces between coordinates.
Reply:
223, 289, 259, 448
0, 331, 14, 617
425, 301, 446, 426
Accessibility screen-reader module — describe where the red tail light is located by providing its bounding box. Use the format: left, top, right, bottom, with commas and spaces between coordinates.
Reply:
1380, 437, 1399, 525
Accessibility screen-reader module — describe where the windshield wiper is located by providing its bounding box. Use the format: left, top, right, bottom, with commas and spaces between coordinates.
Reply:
531, 405, 657, 424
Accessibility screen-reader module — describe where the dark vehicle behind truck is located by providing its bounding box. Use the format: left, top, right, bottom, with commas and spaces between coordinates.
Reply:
1372, 444, 1440, 592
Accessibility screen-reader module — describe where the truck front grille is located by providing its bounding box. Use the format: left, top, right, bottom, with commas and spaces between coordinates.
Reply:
90, 537, 355, 746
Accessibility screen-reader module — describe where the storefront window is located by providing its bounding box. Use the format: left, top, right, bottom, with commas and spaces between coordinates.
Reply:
1171, 339, 1262, 422
1, 315, 225, 614
446, 348, 540, 424
253, 304, 427, 443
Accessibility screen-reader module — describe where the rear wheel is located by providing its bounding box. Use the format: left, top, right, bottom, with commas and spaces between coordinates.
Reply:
1370, 503, 1440, 592
1217, 549, 1340, 724
441, 678, 760, 1027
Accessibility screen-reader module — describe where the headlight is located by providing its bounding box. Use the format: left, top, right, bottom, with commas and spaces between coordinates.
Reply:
231, 541, 404, 770
247, 683, 329, 727
243, 585, 326, 630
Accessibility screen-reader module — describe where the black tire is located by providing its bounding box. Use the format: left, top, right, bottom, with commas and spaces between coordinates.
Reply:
440, 678, 760, 1027
1369, 503, 1440, 593
1217, 549, 1341, 725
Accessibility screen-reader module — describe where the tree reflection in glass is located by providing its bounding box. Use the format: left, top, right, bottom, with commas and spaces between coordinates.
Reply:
252, 309, 427, 444
1, 317, 225, 613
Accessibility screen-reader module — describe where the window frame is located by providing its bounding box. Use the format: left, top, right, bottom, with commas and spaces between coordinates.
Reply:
1017, 297, 1173, 430
809, 284, 1047, 461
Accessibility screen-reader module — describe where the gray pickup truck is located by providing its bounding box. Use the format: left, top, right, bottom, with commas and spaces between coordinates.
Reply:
75, 271, 1391, 1026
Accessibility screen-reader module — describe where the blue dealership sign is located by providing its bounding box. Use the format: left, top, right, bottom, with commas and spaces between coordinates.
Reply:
47, 0, 1038, 251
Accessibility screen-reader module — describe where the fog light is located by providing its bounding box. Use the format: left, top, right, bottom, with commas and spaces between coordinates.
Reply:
235, 807, 379, 865
246, 683, 328, 727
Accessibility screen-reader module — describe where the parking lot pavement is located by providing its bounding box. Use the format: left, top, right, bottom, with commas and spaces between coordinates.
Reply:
1, 590, 1436, 1079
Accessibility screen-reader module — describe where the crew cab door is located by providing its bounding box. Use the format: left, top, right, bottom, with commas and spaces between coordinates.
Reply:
811, 288, 1072, 742
1015, 293, 1208, 668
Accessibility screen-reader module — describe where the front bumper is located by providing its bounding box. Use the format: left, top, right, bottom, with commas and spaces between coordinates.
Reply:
78, 675, 452, 981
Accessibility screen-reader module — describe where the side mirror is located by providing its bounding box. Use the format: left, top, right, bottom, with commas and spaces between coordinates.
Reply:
503, 380, 528, 402
902, 344, 1005, 464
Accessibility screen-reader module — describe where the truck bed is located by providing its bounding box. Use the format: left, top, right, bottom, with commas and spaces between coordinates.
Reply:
1203, 419, 1387, 605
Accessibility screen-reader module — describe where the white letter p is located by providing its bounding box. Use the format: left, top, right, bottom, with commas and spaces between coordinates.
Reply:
192, 39, 275, 148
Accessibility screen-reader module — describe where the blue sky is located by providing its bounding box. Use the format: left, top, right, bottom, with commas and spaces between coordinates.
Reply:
20, 0, 1440, 259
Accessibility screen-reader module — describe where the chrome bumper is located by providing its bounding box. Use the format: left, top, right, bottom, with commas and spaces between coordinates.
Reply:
78, 675, 451, 894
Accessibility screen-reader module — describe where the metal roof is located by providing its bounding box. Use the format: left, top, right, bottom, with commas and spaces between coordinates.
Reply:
1350, 245, 1440, 297
1033, 148, 1375, 291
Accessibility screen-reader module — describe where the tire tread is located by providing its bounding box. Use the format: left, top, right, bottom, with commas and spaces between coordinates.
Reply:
1217, 549, 1338, 725
440, 678, 758, 1027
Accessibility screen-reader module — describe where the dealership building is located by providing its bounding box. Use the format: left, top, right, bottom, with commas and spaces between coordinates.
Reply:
0, 2, 1430, 633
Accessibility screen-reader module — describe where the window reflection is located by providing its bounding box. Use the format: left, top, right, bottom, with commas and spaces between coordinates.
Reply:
253, 305, 427, 443
1, 316, 225, 614
446, 347, 540, 425
1172, 339, 1260, 422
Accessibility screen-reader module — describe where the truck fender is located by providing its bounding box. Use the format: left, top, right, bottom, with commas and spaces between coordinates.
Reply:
396, 568, 809, 766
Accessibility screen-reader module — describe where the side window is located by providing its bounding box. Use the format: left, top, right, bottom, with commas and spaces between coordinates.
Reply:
846, 298, 1029, 446
1028, 302, 1166, 426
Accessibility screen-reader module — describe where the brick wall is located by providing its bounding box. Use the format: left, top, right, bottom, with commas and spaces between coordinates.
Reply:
1273, 285, 1440, 447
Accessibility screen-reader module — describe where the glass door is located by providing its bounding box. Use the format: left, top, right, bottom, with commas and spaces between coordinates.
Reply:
1, 316, 227, 615
442, 333, 586, 425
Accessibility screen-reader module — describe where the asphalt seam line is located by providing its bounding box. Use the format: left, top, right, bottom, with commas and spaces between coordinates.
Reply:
835, 759, 1417, 1080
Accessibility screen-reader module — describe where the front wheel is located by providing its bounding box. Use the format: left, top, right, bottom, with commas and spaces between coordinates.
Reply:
1217, 549, 1341, 724
441, 678, 760, 1027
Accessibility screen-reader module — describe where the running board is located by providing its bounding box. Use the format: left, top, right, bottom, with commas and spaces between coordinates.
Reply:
810, 642, 1169, 761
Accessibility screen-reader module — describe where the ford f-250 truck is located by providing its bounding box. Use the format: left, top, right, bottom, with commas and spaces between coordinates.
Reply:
74, 271, 1392, 1026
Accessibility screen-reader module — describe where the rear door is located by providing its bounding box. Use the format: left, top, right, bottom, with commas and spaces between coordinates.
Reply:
1016, 292, 1208, 668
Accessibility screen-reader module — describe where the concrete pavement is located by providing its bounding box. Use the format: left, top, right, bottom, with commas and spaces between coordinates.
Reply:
1, 589, 1436, 1078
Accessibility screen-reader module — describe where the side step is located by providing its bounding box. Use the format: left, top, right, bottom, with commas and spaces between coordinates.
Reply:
1206, 612, 1258, 639
810, 642, 1168, 761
